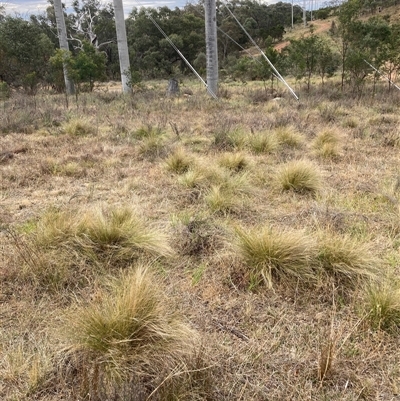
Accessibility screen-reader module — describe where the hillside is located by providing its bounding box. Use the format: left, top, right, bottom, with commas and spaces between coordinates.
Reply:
273, 1, 400, 52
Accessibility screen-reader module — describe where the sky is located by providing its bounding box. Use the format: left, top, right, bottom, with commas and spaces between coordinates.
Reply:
1, 0, 326, 18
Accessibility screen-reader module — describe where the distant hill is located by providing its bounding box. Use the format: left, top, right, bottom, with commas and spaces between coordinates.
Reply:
273, 1, 400, 52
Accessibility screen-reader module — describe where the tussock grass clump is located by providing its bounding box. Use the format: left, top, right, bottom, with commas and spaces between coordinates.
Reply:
276, 159, 322, 195
364, 280, 400, 333
247, 88, 272, 104
0, 337, 53, 397
218, 170, 252, 193
316, 232, 378, 284
218, 152, 249, 172
78, 207, 173, 262
60, 266, 205, 400
205, 170, 252, 213
205, 185, 240, 214
33, 208, 82, 248
342, 116, 358, 128
247, 132, 277, 154
63, 119, 96, 136
28, 207, 172, 273
211, 128, 246, 151
138, 135, 167, 160
15, 207, 173, 293
178, 167, 207, 189
134, 125, 163, 139
235, 225, 316, 288
133, 125, 168, 159
165, 147, 194, 174
274, 126, 304, 148
312, 129, 341, 158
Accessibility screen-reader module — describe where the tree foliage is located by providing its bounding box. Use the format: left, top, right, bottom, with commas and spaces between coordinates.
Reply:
0, 16, 54, 86
1, 0, 400, 95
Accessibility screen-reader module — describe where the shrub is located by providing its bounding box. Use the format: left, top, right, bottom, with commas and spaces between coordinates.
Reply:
276, 160, 322, 195
0, 81, 11, 99
235, 225, 316, 289
61, 266, 204, 399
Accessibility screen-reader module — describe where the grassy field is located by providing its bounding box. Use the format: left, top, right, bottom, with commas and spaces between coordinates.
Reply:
1, 79, 400, 400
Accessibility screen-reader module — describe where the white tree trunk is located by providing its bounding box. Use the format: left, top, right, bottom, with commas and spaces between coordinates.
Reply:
204, 0, 218, 97
113, 0, 131, 93
53, 0, 75, 95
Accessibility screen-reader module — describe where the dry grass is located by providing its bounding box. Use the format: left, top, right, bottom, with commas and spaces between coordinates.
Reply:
9, 206, 173, 296
312, 128, 341, 158
63, 118, 97, 136
364, 279, 400, 333
247, 131, 278, 154
274, 125, 304, 148
276, 159, 323, 195
218, 151, 249, 172
235, 225, 316, 288
165, 147, 195, 174
56, 266, 207, 400
316, 231, 379, 285
2, 81, 400, 400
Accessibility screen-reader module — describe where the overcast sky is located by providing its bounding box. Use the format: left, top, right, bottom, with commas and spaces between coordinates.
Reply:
1, 0, 188, 16
1, 0, 318, 18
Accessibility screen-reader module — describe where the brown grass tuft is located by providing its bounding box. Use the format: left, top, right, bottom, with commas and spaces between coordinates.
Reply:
276, 159, 323, 195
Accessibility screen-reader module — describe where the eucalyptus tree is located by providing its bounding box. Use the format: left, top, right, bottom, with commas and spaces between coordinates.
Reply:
126, 7, 204, 79
68, 0, 119, 80
53, 0, 75, 94
113, 0, 131, 93
204, 0, 218, 96
0, 16, 54, 87
335, 0, 362, 90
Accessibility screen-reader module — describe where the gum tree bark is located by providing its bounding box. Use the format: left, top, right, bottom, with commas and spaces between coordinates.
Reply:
53, 0, 75, 95
113, 0, 131, 93
204, 0, 218, 97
